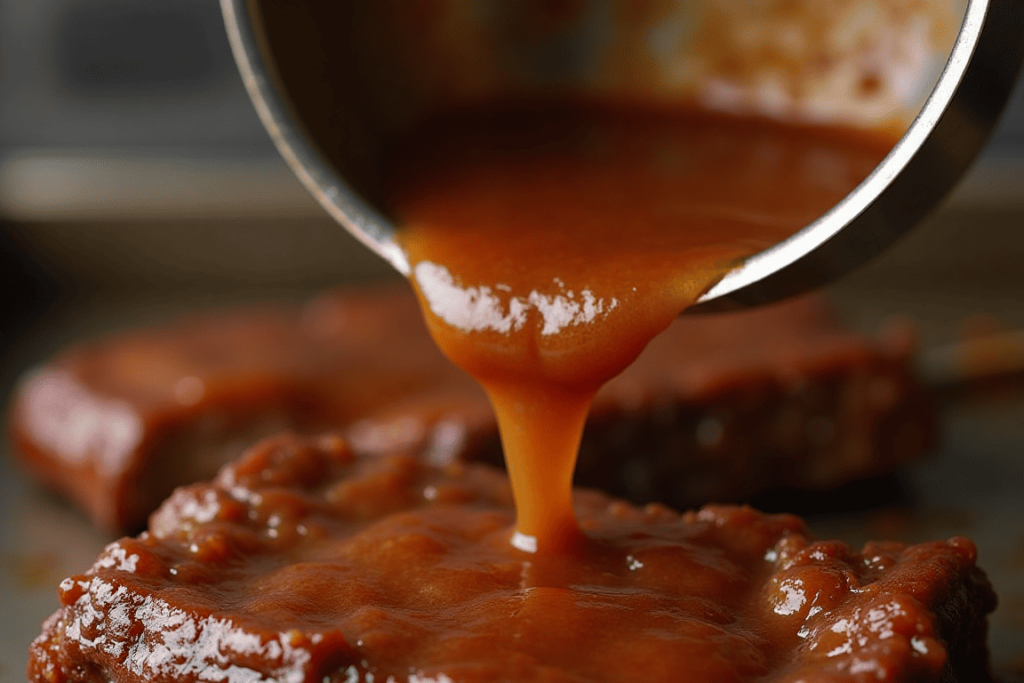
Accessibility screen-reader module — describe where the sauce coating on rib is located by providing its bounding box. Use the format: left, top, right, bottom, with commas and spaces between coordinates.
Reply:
390, 104, 893, 553
28, 434, 994, 683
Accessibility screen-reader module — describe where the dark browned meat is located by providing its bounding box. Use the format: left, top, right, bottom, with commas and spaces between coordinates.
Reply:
390, 294, 936, 511
9, 288, 933, 532
28, 433, 995, 683
7, 286, 456, 531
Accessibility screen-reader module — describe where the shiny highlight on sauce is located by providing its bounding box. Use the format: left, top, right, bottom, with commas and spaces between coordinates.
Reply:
389, 104, 893, 553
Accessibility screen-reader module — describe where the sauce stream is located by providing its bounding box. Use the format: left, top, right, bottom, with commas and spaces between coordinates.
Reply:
389, 104, 892, 553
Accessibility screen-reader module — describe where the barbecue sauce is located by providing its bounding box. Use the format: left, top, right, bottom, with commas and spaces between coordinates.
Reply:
389, 104, 893, 553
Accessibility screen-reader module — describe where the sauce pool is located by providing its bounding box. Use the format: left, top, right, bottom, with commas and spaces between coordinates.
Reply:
388, 104, 893, 553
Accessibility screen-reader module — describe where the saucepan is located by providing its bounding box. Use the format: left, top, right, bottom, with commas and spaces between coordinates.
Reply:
220, 0, 1024, 311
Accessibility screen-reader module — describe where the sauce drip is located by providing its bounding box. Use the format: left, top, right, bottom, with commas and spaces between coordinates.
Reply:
389, 104, 892, 553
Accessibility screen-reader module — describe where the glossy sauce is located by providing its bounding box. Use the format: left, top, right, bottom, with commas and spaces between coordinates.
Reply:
389, 104, 893, 553
30, 433, 994, 683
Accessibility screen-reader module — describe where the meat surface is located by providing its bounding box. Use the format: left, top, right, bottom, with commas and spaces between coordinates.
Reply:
8, 287, 454, 531
28, 432, 995, 683
9, 287, 934, 531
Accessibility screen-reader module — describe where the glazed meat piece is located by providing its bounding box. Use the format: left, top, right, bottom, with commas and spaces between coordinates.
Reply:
8, 287, 454, 532
9, 288, 933, 532
29, 433, 996, 683
351, 294, 935, 510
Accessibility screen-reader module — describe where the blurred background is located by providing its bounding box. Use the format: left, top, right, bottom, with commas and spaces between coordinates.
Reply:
0, 0, 402, 375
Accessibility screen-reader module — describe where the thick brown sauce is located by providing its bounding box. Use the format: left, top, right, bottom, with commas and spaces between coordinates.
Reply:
389, 104, 893, 553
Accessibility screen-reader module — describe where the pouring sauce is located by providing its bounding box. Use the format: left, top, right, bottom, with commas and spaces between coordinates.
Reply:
389, 103, 893, 553
30, 104, 998, 683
